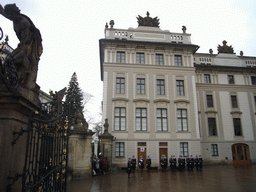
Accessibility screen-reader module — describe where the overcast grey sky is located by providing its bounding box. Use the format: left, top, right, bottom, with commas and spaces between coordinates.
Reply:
1, 0, 255, 127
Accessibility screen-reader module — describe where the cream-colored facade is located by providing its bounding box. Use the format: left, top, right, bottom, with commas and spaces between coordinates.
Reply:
99, 17, 256, 167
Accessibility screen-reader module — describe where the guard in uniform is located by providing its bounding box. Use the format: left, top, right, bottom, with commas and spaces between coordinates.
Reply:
178, 155, 185, 171
139, 156, 144, 173
199, 155, 203, 171
131, 156, 136, 173
187, 155, 194, 171
161, 155, 168, 172
169, 155, 177, 171
146, 156, 151, 172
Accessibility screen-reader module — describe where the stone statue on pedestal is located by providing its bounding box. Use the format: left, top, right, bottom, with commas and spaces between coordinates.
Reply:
0, 4, 42, 93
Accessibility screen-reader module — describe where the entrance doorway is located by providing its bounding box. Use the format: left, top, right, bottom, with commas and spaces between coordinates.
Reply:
138, 147, 147, 170
232, 143, 251, 166
159, 148, 168, 167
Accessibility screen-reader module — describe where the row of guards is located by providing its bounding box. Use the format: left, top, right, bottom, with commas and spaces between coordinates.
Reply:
127, 155, 203, 177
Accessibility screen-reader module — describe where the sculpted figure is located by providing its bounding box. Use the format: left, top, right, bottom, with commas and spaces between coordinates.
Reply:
0, 4, 42, 92
217, 40, 234, 54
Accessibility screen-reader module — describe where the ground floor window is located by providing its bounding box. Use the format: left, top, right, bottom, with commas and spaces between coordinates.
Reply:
115, 142, 124, 157
180, 142, 188, 157
211, 144, 218, 156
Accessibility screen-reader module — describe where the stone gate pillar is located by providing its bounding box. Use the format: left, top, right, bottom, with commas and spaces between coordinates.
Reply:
99, 118, 113, 170
0, 84, 39, 191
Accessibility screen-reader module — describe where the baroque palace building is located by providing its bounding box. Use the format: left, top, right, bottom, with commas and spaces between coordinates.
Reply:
99, 13, 256, 168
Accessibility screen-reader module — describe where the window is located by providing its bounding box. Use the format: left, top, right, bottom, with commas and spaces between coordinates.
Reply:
233, 118, 242, 136
251, 76, 256, 85
206, 95, 214, 107
211, 144, 218, 156
204, 74, 211, 83
137, 78, 145, 94
231, 95, 238, 108
254, 96, 256, 109
177, 109, 188, 131
136, 108, 147, 131
208, 118, 217, 136
114, 107, 126, 131
175, 55, 182, 66
115, 142, 124, 157
176, 80, 184, 96
180, 142, 188, 157
228, 75, 234, 84
155, 54, 164, 65
116, 77, 125, 94
136, 53, 145, 64
157, 108, 167, 131
157, 79, 165, 95
116, 51, 125, 63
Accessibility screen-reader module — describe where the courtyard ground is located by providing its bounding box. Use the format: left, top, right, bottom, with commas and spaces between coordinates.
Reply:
67, 164, 256, 192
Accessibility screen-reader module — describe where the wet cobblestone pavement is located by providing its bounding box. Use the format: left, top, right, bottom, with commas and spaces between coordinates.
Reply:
67, 164, 256, 192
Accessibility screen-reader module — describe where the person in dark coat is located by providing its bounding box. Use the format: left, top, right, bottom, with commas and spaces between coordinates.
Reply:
169, 155, 177, 171
102, 157, 109, 174
178, 155, 185, 171
139, 156, 144, 173
187, 155, 194, 171
127, 158, 132, 178
131, 156, 136, 173
161, 155, 167, 172
198, 155, 203, 171
146, 156, 152, 173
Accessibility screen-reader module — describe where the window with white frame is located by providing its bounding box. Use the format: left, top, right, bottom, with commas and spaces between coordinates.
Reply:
211, 144, 218, 156
180, 142, 188, 157
155, 54, 164, 65
228, 75, 235, 84
116, 77, 125, 94
137, 78, 145, 95
114, 107, 126, 131
206, 95, 214, 107
231, 95, 238, 108
233, 118, 242, 136
136, 53, 145, 64
136, 108, 147, 131
157, 79, 165, 95
175, 55, 182, 66
116, 51, 125, 63
204, 74, 211, 83
176, 80, 184, 96
208, 118, 217, 136
157, 108, 167, 131
251, 76, 256, 85
115, 142, 124, 157
177, 109, 188, 131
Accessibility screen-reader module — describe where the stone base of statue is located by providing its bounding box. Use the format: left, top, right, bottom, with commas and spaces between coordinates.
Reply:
68, 125, 94, 178
0, 78, 39, 192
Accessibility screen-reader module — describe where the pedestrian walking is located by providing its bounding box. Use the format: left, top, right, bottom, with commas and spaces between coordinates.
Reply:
127, 158, 132, 178
131, 156, 136, 173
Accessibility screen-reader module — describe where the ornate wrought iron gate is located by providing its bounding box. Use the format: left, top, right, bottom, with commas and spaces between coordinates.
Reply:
22, 101, 69, 192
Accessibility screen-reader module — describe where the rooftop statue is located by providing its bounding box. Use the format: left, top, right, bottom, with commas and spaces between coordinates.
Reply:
217, 40, 234, 54
0, 4, 43, 93
137, 12, 160, 27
